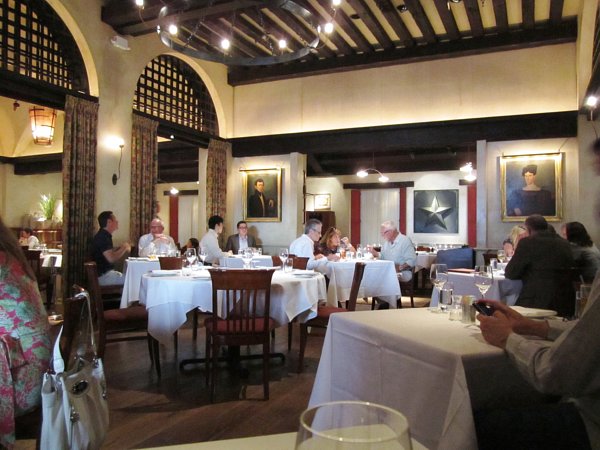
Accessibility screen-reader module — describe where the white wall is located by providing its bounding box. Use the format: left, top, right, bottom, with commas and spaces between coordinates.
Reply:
233, 44, 576, 138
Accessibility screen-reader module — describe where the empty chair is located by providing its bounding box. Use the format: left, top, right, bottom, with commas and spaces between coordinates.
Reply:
298, 262, 366, 373
205, 268, 276, 402
435, 247, 475, 270
83, 262, 161, 377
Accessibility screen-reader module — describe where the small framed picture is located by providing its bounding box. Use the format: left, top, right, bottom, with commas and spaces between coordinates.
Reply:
242, 168, 282, 222
500, 153, 562, 222
314, 194, 331, 211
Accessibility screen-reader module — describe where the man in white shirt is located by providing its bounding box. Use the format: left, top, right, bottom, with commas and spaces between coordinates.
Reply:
138, 218, 177, 257
290, 219, 337, 270
225, 220, 257, 254
200, 215, 229, 265
19, 228, 40, 249
369, 220, 416, 281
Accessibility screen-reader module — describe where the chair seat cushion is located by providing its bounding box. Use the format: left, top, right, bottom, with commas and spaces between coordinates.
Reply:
204, 317, 276, 333
104, 305, 148, 331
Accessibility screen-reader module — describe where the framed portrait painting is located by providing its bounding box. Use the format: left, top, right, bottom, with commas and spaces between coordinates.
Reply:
242, 168, 282, 222
500, 153, 562, 222
314, 194, 331, 211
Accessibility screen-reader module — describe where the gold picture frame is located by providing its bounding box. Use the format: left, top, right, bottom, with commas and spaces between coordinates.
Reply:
314, 194, 331, 211
500, 153, 562, 222
242, 168, 282, 222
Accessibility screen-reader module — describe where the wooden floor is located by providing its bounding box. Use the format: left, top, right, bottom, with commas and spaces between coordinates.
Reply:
75, 297, 429, 449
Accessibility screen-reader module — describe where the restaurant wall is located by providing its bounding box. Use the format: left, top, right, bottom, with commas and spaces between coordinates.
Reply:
307, 171, 469, 246
232, 44, 576, 137
479, 137, 580, 249
229, 153, 306, 254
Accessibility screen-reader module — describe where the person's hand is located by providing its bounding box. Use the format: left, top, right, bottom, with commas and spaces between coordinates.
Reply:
341, 237, 350, 246
477, 311, 512, 349
477, 300, 544, 336
327, 253, 340, 262
122, 242, 132, 252
314, 254, 324, 260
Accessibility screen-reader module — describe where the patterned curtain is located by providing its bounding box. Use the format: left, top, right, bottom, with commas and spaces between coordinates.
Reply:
62, 95, 99, 291
130, 113, 158, 244
206, 138, 229, 217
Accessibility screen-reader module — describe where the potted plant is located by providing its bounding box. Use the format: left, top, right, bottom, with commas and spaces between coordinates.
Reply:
39, 193, 57, 227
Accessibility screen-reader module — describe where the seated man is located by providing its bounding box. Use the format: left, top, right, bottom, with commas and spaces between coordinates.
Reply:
138, 218, 177, 257
91, 211, 131, 286
369, 220, 416, 281
199, 215, 229, 265
18, 227, 40, 249
505, 214, 575, 317
290, 218, 338, 270
225, 220, 256, 254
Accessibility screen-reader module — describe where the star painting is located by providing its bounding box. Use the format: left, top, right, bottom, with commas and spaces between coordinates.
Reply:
414, 190, 459, 233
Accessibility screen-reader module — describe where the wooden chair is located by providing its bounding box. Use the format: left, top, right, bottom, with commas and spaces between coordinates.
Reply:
24, 249, 51, 307
482, 251, 498, 266
291, 256, 309, 269
399, 267, 416, 308
298, 262, 365, 373
158, 256, 183, 270
271, 255, 282, 267
204, 268, 277, 402
83, 262, 161, 377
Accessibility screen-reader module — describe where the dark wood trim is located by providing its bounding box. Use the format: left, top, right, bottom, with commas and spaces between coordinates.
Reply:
133, 112, 220, 146
399, 187, 407, 235
343, 182, 414, 189
228, 19, 577, 85
459, 179, 477, 186
162, 190, 199, 196
350, 190, 361, 246
0, 153, 62, 174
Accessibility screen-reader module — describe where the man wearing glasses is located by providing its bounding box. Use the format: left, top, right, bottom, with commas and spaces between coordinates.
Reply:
290, 218, 336, 270
225, 220, 257, 254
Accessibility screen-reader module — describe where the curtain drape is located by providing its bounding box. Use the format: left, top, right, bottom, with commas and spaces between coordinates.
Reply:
206, 138, 229, 217
130, 113, 158, 245
62, 95, 99, 291
360, 189, 400, 245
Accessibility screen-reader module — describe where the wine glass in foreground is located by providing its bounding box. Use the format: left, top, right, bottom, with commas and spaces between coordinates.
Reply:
430, 264, 448, 311
296, 401, 412, 450
198, 247, 207, 266
280, 248, 289, 267
474, 265, 493, 299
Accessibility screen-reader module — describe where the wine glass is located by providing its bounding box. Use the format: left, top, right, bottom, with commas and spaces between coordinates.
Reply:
280, 248, 289, 267
241, 248, 253, 269
496, 250, 506, 263
198, 247, 207, 266
296, 401, 412, 450
474, 265, 494, 299
184, 248, 197, 275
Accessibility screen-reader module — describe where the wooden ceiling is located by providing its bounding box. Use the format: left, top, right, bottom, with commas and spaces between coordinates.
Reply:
102, 0, 579, 86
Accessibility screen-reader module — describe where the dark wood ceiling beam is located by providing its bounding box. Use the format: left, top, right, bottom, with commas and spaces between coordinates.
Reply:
376, 0, 415, 47
327, 7, 374, 53
241, 9, 307, 54
463, 0, 484, 37
549, 0, 565, 25
307, 153, 325, 174
230, 112, 577, 160
432, 0, 460, 41
295, 1, 355, 55
0, 154, 62, 175
346, 0, 394, 50
404, 0, 437, 44
111, 0, 265, 36
228, 20, 577, 85
522, 0, 535, 30
203, 18, 264, 57
491, 0, 508, 33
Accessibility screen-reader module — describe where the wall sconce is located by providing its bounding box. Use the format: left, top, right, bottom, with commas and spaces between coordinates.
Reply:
169, 186, 179, 195
109, 138, 125, 185
29, 106, 57, 145
356, 168, 389, 183
585, 95, 597, 121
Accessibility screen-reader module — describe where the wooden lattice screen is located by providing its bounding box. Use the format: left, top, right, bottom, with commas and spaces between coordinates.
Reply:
134, 55, 218, 135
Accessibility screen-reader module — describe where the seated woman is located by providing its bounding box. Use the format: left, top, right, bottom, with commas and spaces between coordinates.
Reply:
0, 216, 51, 449
562, 221, 600, 283
184, 237, 199, 253
315, 227, 355, 257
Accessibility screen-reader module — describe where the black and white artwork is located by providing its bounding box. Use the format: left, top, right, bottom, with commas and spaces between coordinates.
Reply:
414, 190, 459, 233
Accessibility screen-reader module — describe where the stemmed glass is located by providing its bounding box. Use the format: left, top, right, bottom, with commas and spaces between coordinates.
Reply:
280, 248, 289, 268
430, 264, 448, 311
184, 248, 197, 275
474, 265, 494, 299
198, 247, 207, 266
496, 250, 506, 263
241, 248, 253, 269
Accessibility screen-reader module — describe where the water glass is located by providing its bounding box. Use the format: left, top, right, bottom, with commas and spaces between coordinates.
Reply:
296, 401, 412, 450
241, 248, 253, 269
439, 281, 454, 312
449, 294, 462, 321
461, 295, 477, 324
284, 257, 294, 273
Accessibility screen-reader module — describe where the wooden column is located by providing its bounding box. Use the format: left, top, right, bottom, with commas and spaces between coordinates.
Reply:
350, 190, 361, 246
399, 187, 407, 235
169, 195, 179, 244
467, 183, 477, 247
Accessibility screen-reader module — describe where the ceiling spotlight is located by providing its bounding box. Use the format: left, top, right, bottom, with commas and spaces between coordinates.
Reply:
378, 174, 389, 183
324, 22, 334, 34
332, 0, 342, 6
397, 4, 408, 13
170, 187, 179, 195
278, 39, 287, 49
356, 169, 369, 178
221, 38, 231, 50
585, 96, 598, 108
168, 23, 178, 35
135, 0, 144, 6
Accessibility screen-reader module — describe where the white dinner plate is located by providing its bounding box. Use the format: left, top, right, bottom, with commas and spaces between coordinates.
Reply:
511, 306, 557, 318
191, 272, 211, 279
148, 270, 181, 277
293, 273, 318, 278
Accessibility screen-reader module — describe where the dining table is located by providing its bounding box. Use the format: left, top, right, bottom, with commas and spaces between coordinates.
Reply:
316, 258, 401, 307
309, 308, 548, 450
138, 268, 328, 344
120, 258, 160, 308
430, 270, 522, 307
219, 254, 273, 268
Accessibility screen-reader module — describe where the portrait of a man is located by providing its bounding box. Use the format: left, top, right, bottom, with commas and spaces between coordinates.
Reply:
501, 154, 562, 222
242, 169, 282, 222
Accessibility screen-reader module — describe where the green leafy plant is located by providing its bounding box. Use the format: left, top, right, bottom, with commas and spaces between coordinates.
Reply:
39, 193, 57, 220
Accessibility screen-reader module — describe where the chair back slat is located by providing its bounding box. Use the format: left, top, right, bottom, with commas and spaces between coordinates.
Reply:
347, 262, 366, 311
292, 256, 309, 270
83, 262, 107, 358
159, 257, 183, 270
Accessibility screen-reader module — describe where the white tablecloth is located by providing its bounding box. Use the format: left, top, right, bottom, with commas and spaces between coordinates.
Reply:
415, 252, 436, 271
219, 255, 273, 268
316, 259, 401, 307
430, 271, 522, 307
139, 269, 328, 344
41, 254, 62, 268
309, 308, 542, 450
120, 259, 160, 308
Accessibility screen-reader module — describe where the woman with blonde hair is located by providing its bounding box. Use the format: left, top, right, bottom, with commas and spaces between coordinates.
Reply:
0, 215, 51, 448
509, 225, 527, 253
315, 227, 355, 257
